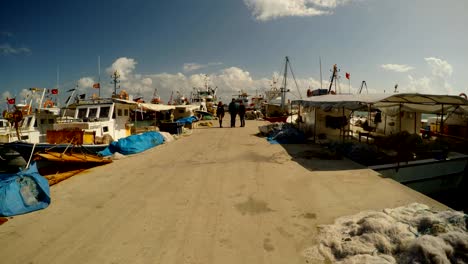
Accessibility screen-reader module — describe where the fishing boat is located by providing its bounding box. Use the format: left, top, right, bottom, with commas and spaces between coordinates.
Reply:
190, 75, 218, 114
1, 90, 62, 170
263, 57, 302, 123
6, 95, 135, 163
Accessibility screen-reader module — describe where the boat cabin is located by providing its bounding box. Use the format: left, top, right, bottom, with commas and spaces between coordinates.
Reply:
52, 99, 133, 143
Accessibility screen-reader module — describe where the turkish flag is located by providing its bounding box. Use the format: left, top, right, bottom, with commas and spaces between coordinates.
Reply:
345, 73, 350, 80
51, 89, 58, 94
7, 98, 15, 104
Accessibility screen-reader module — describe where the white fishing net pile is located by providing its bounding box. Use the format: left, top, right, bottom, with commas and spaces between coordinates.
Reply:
304, 203, 468, 264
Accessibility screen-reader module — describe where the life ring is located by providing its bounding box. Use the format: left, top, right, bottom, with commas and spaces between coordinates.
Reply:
21, 105, 31, 115
460, 93, 467, 99
43, 100, 54, 108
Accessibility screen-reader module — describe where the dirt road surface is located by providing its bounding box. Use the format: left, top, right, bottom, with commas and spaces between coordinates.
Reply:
0, 117, 446, 264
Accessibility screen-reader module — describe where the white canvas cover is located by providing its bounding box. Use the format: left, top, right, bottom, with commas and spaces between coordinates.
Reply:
293, 93, 468, 114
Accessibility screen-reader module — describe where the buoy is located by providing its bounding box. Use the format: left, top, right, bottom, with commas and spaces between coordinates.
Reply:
43, 100, 54, 108
21, 105, 31, 115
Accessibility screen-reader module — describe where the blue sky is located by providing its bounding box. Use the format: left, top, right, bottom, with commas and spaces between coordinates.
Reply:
1, 0, 467, 106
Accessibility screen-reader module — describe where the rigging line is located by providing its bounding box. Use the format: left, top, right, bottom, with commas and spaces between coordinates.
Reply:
287, 60, 303, 99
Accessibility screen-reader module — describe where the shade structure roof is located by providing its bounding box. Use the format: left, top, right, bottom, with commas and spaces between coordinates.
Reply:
292, 93, 468, 114
113, 99, 176, 111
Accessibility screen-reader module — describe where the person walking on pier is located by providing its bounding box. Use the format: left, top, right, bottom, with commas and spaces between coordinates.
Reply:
228, 98, 238, 127
216, 101, 225, 128
238, 101, 246, 127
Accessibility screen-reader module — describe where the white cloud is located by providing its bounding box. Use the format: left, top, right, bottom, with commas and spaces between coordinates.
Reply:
78, 77, 95, 89
71, 57, 319, 103
424, 57, 453, 78
0, 32, 13, 37
106, 57, 137, 81
243, 0, 356, 21
1, 91, 13, 101
380, 64, 414, 73
183, 62, 223, 72
0, 43, 31, 55
183, 63, 203, 72
404, 57, 455, 95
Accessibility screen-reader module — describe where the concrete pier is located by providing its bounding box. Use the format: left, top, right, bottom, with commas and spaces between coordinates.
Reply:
0, 118, 447, 264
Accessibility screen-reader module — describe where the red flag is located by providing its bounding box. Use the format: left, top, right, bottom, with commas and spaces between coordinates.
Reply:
7, 98, 15, 104
93, 83, 100, 89
345, 72, 350, 80
51, 89, 58, 94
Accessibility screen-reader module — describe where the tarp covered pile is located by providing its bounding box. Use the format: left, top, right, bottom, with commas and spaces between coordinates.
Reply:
0, 162, 51, 216
259, 123, 306, 144
98, 131, 165, 157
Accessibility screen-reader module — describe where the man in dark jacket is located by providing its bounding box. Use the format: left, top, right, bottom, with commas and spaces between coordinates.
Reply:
238, 101, 246, 127
216, 101, 225, 128
228, 98, 238, 127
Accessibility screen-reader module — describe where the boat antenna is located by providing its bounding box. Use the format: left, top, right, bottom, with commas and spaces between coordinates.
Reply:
111, 70, 120, 97
394, 84, 399, 93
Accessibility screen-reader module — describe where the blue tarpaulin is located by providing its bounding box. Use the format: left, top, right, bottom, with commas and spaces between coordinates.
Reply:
175, 116, 198, 125
0, 162, 51, 217
98, 131, 165, 157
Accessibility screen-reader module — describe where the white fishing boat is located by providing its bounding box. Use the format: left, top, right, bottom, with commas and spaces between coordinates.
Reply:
6, 96, 135, 163
190, 75, 217, 114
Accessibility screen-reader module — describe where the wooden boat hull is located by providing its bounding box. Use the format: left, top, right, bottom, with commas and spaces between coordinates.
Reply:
36, 152, 112, 164
4, 141, 108, 162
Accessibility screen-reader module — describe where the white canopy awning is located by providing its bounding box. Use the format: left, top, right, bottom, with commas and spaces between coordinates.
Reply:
113, 99, 178, 111
138, 103, 175, 111
292, 93, 468, 113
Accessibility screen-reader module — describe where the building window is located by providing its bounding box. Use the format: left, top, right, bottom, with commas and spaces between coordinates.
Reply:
103, 126, 109, 132
124, 109, 129, 116
117, 109, 122, 116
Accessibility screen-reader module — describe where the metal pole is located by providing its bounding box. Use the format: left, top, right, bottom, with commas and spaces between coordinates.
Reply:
319, 56, 323, 90
98, 56, 101, 98
440, 104, 444, 134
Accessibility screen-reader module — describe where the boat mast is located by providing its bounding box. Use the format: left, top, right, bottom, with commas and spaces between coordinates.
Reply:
56, 65, 60, 106
281, 56, 289, 108
328, 64, 339, 94
98, 56, 101, 98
